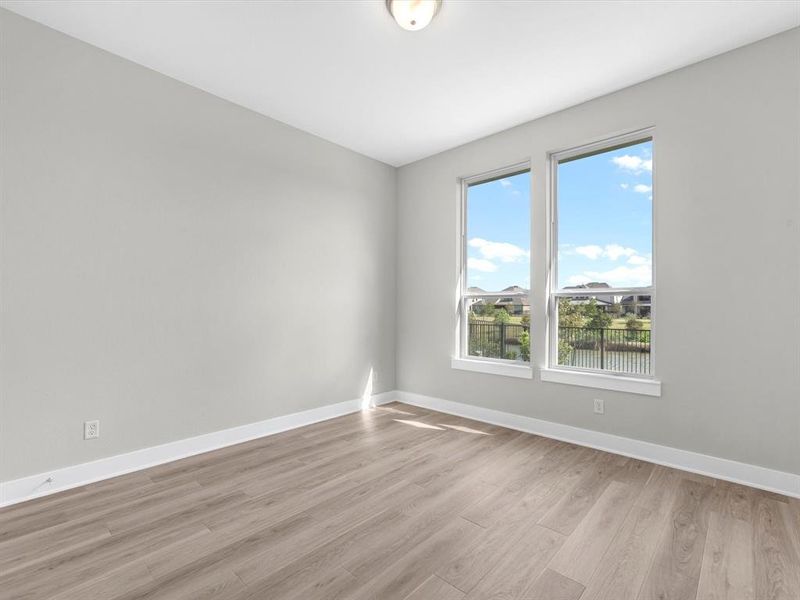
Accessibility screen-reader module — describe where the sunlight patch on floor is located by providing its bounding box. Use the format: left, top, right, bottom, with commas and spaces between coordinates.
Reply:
439, 423, 492, 435
393, 419, 446, 431
375, 406, 417, 416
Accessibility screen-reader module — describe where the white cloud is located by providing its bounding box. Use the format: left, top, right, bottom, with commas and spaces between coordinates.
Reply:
575, 244, 637, 261
499, 178, 512, 188
582, 265, 652, 287
627, 254, 650, 265
467, 257, 497, 272
468, 238, 529, 263
566, 247, 652, 286
567, 274, 593, 286
634, 184, 652, 194
575, 245, 604, 260
604, 244, 637, 260
612, 155, 652, 173
620, 183, 629, 190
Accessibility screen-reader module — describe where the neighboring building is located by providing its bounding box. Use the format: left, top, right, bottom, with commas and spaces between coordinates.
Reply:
494, 285, 530, 315
563, 282, 621, 311
560, 283, 652, 318
466, 285, 530, 316
621, 294, 652, 317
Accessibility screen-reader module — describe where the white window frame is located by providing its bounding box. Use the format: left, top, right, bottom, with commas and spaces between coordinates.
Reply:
452, 161, 533, 379
542, 128, 661, 396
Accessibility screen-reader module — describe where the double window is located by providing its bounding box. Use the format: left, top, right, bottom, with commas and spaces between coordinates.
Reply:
457, 130, 656, 388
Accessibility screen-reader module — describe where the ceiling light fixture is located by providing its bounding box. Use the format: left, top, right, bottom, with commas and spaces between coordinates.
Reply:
386, 0, 442, 32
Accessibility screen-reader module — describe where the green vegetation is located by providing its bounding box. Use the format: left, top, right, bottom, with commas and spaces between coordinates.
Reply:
519, 330, 530, 361
494, 308, 510, 324
557, 339, 573, 364
467, 298, 650, 367
558, 298, 583, 328
472, 300, 650, 330
557, 298, 650, 330
625, 315, 643, 330
612, 317, 650, 330
584, 300, 612, 329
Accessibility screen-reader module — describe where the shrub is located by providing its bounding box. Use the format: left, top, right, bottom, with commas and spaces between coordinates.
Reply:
469, 337, 500, 358
519, 330, 530, 361
558, 298, 583, 328
558, 339, 574, 364
626, 316, 642, 330
476, 303, 495, 317
586, 311, 612, 329
494, 308, 511, 324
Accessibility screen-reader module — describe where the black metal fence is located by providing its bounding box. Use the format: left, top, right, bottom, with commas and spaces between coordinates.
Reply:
468, 321, 529, 361
467, 322, 652, 374
558, 326, 651, 374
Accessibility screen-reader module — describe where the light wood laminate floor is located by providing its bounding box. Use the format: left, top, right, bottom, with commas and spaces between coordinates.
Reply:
1, 402, 798, 600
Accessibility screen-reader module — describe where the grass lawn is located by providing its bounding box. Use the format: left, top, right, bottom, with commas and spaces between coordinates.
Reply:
472, 315, 525, 325
609, 318, 651, 330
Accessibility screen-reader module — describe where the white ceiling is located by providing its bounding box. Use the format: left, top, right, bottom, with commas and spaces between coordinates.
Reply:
3, 1, 799, 166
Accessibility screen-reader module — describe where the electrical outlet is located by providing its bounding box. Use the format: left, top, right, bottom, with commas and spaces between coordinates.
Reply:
593, 399, 604, 415
84, 420, 100, 440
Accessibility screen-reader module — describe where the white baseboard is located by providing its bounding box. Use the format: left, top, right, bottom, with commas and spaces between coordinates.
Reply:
395, 390, 800, 499
4, 389, 797, 507
0, 392, 396, 507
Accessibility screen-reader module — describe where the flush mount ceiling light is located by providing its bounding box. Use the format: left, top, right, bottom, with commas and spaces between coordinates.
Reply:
386, 0, 442, 31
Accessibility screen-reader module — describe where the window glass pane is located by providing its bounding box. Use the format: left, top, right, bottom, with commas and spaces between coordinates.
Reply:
467, 299, 530, 362
466, 171, 531, 294
555, 295, 651, 375
557, 140, 652, 290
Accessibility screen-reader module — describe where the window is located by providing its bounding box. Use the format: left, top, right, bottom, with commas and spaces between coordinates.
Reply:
549, 131, 654, 379
456, 164, 531, 374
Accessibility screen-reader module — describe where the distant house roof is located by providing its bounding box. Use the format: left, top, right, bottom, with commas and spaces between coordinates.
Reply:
495, 297, 528, 306
562, 282, 620, 307
466, 285, 530, 306
564, 282, 611, 290
467, 285, 529, 296
495, 286, 529, 306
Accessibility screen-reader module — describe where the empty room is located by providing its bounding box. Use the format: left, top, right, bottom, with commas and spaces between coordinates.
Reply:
1, 1, 799, 599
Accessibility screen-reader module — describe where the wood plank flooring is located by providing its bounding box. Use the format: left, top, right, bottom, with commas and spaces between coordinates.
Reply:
1, 402, 798, 600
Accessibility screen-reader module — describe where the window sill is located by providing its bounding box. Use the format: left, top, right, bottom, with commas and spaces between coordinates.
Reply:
451, 357, 533, 379
540, 368, 661, 397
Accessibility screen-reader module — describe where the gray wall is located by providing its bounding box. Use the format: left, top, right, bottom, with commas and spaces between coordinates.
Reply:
397, 28, 800, 475
0, 10, 396, 481
2, 9, 798, 484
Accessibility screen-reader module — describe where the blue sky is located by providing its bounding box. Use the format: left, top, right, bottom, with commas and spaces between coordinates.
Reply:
557, 140, 652, 288
466, 170, 531, 292
466, 140, 652, 291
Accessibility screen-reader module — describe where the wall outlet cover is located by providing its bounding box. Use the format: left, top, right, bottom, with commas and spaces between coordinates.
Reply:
84, 420, 100, 440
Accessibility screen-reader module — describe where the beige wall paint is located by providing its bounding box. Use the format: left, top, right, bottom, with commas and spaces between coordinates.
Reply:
396, 28, 800, 475
0, 10, 397, 481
